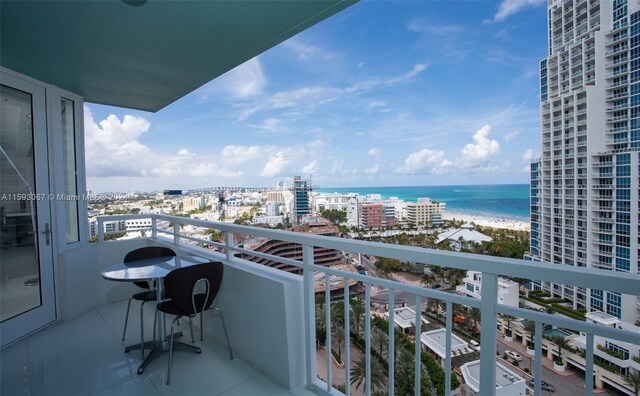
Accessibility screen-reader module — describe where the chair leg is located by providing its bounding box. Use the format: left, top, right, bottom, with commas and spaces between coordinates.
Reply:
188, 317, 195, 343
152, 308, 159, 347
122, 297, 133, 341
215, 308, 233, 359
140, 301, 147, 359
167, 316, 180, 385
200, 312, 204, 341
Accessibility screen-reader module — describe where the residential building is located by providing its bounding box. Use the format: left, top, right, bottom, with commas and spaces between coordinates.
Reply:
528, 0, 640, 324
456, 271, 519, 308
182, 196, 206, 212
420, 329, 474, 367
265, 201, 281, 217
359, 203, 384, 229
292, 176, 310, 224
346, 195, 360, 226
406, 197, 445, 227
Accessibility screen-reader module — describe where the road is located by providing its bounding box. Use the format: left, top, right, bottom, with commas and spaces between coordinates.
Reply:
497, 337, 615, 396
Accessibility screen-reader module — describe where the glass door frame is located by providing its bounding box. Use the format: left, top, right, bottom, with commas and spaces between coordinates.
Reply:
1, 70, 56, 347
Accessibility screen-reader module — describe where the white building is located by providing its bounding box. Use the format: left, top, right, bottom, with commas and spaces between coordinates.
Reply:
252, 215, 285, 226
384, 306, 428, 334
436, 224, 492, 251
406, 198, 445, 227
310, 193, 350, 212
528, 0, 640, 324
183, 196, 205, 212
265, 201, 281, 217
420, 328, 472, 365
456, 271, 519, 307
346, 195, 360, 227
460, 360, 526, 396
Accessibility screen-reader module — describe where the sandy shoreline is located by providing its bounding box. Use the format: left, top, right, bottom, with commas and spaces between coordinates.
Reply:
442, 211, 530, 231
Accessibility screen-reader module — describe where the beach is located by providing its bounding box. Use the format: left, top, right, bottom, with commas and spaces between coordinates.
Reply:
442, 210, 530, 231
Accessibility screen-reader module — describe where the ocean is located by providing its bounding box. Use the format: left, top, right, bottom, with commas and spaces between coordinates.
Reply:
315, 184, 530, 222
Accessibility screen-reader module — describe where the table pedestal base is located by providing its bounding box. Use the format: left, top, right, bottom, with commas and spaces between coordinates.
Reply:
137, 337, 201, 375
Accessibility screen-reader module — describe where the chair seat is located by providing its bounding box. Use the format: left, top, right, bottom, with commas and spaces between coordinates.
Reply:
132, 290, 157, 302
157, 294, 207, 317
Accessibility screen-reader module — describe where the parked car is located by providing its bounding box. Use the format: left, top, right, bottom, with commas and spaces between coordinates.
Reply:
469, 340, 480, 351
505, 350, 522, 362
526, 378, 556, 392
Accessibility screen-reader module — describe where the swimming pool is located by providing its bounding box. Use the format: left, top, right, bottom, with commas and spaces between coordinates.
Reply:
543, 328, 572, 338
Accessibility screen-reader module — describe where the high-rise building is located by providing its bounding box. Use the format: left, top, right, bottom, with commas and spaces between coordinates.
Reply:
293, 176, 311, 224
529, 0, 640, 324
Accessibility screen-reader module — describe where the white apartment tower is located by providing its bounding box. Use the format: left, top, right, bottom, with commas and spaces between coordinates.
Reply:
529, 0, 640, 324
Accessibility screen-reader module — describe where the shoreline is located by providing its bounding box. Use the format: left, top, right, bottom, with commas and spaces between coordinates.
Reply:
442, 211, 530, 231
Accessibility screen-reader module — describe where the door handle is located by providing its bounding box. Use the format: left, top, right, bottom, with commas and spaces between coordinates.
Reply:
42, 223, 51, 245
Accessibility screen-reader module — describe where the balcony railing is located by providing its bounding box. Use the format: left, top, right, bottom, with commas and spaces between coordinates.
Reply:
95, 214, 640, 396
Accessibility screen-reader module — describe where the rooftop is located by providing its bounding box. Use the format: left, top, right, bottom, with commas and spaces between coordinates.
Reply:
460, 360, 526, 393
420, 328, 470, 359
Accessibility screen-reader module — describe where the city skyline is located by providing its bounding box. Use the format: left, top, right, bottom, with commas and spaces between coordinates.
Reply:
85, 0, 547, 192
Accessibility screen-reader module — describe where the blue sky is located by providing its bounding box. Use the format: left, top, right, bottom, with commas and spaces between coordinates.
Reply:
85, 0, 548, 192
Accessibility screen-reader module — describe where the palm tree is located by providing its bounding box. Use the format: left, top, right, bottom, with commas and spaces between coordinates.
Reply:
523, 320, 536, 349
350, 300, 365, 336
372, 327, 388, 357
331, 302, 345, 328
350, 356, 387, 392
502, 314, 516, 337
331, 324, 345, 363
469, 307, 481, 335
316, 304, 326, 347
548, 334, 570, 364
624, 370, 640, 396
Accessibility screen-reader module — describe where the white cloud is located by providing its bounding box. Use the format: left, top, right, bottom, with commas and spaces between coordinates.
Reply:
504, 130, 520, 142
302, 160, 319, 175
488, 0, 545, 23
282, 37, 335, 61
407, 19, 463, 35
260, 152, 289, 177
368, 148, 381, 156
459, 125, 500, 168
521, 148, 535, 172
396, 148, 451, 175
220, 145, 266, 165
178, 149, 193, 156
197, 57, 265, 101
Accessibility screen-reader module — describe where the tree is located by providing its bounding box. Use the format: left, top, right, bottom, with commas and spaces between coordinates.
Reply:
624, 370, 640, 396
468, 307, 481, 335
350, 356, 387, 392
502, 314, 516, 336
350, 300, 365, 336
372, 328, 388, 357
523, 320, 536, 349
332, 324, 345, 363
548, 334, 570, 364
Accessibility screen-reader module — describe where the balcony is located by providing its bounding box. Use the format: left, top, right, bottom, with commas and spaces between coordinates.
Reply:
3, 213, 639, 396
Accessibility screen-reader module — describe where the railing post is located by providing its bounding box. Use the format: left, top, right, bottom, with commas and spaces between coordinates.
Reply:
388, 289, 395, 396
445, 301, 452, 396
225, 231, 234, 262
325, 273, 332, 392
172, 221, 180, 246
344, 277, 351, 396
479, 273, 498, 396
97, 217, 104, 243
302, 245, 317, 390
585, 333, 594, 396
414, 295, 422, 396
151, 217, 157, 238
534, 321, 542, 395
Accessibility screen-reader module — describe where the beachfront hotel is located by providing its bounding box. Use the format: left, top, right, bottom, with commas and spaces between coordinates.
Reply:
528, 0, 640, 325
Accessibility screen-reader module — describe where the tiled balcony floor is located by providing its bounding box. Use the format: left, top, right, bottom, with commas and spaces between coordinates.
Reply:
1, 300, 313, 396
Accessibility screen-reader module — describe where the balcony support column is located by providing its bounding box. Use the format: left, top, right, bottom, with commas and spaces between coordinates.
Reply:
302, 245, 317, 390
479, 273, 498, 396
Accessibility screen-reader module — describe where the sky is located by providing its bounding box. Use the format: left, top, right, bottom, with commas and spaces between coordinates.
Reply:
85, 0, 548, 193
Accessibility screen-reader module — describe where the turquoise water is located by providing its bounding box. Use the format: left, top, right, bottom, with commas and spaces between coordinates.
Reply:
543, 328, 571, 338
316, 184, 530, 222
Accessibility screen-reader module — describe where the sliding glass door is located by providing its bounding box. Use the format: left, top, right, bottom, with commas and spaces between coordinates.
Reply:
0, 73, 55, 347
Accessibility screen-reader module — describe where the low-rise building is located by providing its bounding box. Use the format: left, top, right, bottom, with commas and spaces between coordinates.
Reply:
420, 328, 473, 366
460, 360, 526, 396
436, 224, 492, 251
384, 306, 429, 334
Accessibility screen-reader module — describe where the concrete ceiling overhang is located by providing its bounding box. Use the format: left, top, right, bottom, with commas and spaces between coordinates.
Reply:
1, 0, 356, 112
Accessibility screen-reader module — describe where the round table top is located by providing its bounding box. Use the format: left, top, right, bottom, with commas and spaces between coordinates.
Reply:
102, 255, 209, 282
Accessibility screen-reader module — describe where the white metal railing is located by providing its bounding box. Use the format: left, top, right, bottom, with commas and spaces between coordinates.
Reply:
96, 214, 640, 396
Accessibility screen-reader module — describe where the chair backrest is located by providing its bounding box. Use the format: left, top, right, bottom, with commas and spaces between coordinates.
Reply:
124, 246, 176, 289
163, 262, 224, 315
